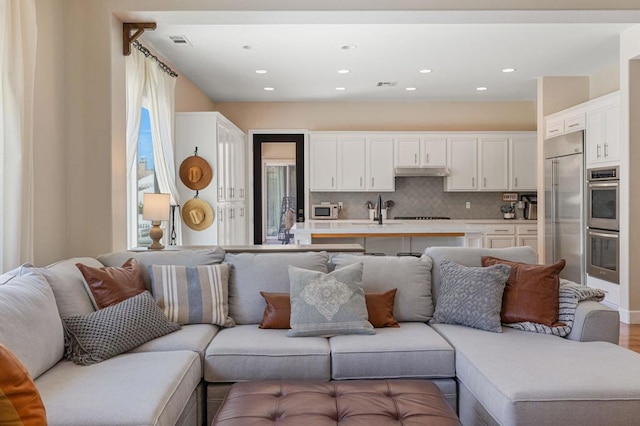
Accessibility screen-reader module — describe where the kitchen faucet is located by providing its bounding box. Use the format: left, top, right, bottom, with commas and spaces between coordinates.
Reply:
374, 194, 383, 225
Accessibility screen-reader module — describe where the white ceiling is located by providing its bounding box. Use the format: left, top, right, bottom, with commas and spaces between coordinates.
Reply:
134, 12, 635, 102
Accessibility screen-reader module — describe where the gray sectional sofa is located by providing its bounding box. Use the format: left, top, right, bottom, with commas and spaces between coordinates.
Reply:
1, 245, 639, 426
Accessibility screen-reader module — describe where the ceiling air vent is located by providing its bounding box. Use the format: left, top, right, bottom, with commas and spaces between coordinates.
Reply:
168, 36, 192, 46
377, 82, 398, 87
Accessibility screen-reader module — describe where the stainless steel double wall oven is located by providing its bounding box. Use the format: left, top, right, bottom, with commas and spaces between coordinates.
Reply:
586, 166, 620, 283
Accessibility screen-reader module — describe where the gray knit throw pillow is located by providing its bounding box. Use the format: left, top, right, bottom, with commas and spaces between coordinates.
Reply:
430, 260, 511, 333
62, 291, 181, 365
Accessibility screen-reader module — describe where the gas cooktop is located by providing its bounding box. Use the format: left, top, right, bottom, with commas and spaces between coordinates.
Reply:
393, 216, 451, 220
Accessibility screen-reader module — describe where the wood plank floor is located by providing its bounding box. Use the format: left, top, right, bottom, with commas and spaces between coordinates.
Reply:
619, 322, 640, 353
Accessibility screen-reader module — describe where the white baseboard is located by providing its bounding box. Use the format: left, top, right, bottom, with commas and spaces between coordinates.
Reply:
618, 308, 640, 324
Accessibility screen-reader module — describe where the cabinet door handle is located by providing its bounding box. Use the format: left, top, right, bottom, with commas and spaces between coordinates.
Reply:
331, 177, 334, 188
568, 122, 579, 128
604, 143, 609, 158
219, 187, 223, 199
597, 145, 601, 158
549, 129, 559, 134
414, 153, 418, 164
360, 177, 363, 187
483, 177, 487, 188
426, 153, 429, 164
514, 177, 518, 188
371, 177, 375, 187
495, 229, 510, 232
472, 177, 475, 187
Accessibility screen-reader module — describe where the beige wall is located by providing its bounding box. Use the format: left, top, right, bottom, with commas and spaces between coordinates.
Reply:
213, 101, 535, 134
590, 63, 621, 99
175, 70, 216, 112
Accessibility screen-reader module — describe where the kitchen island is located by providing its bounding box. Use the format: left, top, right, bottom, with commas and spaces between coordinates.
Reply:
292, 219, 537, 255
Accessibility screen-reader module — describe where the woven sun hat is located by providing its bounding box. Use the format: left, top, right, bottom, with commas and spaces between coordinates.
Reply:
182, 198, 214, 231
179, 155, 213, 190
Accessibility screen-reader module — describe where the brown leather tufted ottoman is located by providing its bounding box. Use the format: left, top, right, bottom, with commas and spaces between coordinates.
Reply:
212, 380, 460, 425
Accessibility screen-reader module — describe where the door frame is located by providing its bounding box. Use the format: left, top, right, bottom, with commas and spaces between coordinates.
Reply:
249, 130, 307, 244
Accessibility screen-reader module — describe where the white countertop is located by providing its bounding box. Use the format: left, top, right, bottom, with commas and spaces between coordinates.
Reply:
292, 219, 536, 235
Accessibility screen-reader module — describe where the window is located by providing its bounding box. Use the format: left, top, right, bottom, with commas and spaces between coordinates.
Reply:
136, 108, 158, 247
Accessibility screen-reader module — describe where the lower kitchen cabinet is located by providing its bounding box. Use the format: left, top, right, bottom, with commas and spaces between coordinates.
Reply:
482, 223, 538, 252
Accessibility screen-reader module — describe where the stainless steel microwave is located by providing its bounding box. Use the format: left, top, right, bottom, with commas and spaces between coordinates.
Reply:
311, 204, 339, 220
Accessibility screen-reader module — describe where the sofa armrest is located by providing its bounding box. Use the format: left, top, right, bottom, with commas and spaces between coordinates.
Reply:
566, 300, 619, 344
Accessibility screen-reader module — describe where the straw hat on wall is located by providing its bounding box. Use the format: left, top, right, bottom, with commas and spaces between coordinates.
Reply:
182, 198, 214, 231
179, 156, 213, 190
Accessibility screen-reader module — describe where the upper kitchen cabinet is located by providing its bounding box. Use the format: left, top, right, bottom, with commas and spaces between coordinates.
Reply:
394, 136, 447, 167
479, 137, 509, 191
310, 133, 394, 192
510, 136, 537, 191
446, 137, 478, 191
445, 133, 535, 192
586, 93, 620, 166
309, 135, 338, 191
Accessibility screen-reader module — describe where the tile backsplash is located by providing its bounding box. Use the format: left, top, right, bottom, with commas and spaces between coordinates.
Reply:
310, 176, 528, 220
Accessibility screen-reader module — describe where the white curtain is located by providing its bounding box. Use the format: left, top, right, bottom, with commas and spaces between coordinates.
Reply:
125, 47, 181, 247
0, 0, 36, 271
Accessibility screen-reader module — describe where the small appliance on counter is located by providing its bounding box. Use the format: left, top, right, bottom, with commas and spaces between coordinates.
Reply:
521, 194, 537, 220
311, 203, 340, 220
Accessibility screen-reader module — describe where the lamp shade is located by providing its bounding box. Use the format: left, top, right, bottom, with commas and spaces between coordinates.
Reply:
143, 193, 170, 221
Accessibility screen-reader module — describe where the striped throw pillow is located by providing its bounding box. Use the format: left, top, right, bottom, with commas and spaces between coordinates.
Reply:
149, 264, 235, 327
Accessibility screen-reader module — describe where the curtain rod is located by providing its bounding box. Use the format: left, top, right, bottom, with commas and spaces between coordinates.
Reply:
132, 41, 179, 78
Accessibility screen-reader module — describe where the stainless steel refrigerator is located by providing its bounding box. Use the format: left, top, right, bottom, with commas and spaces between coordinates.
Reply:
544, 131, 584, 284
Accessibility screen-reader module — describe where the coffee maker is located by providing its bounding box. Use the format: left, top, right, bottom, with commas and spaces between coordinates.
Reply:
521, 194, 537, 220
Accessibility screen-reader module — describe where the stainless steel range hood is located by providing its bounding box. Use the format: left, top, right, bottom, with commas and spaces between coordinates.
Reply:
394, 167, 451, 177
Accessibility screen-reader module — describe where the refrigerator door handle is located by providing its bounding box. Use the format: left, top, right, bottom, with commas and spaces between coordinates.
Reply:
552, 159, 559, 262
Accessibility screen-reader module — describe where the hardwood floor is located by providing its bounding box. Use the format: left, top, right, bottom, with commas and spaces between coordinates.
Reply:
619, 322, 640, 353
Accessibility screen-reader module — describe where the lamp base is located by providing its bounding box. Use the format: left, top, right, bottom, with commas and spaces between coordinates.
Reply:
148, 221, 164, 250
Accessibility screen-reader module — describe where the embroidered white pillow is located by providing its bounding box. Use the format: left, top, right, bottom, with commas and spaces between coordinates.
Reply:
149, 263, 235, 327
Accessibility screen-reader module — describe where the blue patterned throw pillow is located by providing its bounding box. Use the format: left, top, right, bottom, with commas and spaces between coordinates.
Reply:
430, 259, 511, 333
287, 262, 374, 337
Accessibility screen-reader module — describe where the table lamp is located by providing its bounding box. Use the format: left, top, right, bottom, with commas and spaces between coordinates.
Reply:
143, 193, 170, 250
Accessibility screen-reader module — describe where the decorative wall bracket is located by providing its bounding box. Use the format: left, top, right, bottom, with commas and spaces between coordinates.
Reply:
123, 22, 156, 56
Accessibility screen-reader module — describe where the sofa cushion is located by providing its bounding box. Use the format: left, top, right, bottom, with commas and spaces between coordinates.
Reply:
97, 247, 226, 289
425, 246, 537, 305
36, 351, 201, 426
225, 252, 329, 325
0, 271, 64, 379
129, 324, 219, 365
329, 322, 455, 380
431, 323, 640, 426
62, 291, 181, 365
288, 263, 374, 337
0, 343, 47, 425
331, 254, 433, 321
204, 325, 331, 382
431, 260, 510, 333
482, 256, 565, 326
38, 257, 104, 317
149, 263, 234, 327
259, 290, 399, 329
76, 258, 146, 309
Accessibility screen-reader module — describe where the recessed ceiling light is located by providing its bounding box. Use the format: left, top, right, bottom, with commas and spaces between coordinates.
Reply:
476, 87, 488, 91
255, 70, 267, 74
502, 68, 516, 73
337, 69, 350, 74
406, 87, 417, 91
419, 69, 432, 74
336, 87, 346, 91
242, 45, 257, 50
341, 45, 357, 50
263, 87, 275, 91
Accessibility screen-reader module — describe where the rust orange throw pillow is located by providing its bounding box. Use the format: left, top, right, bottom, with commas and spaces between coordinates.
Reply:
259, 289, 399, 329
76, 258, 146, 309
0, 344, 47, 426
481, 256, 565, 326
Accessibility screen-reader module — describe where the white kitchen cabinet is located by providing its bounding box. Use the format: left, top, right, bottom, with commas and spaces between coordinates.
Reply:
516, 224, 538, 253
338, 137, 366, 190
175, 112, 247, 246
510, 137, 537, 191
485, 235, 517, 248
309, 136, 338, 191
545, 112, 586, 139
479, 137, 509, 191
446, 137, 478, 191
480, 223, 538, 252
587, 102, 620, 166
310, 134, 394, 192
367, 137, 395, 191
394, 136, 446, 167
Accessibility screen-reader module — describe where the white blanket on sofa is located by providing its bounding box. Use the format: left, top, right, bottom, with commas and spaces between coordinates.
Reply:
504, 280, 606, 337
